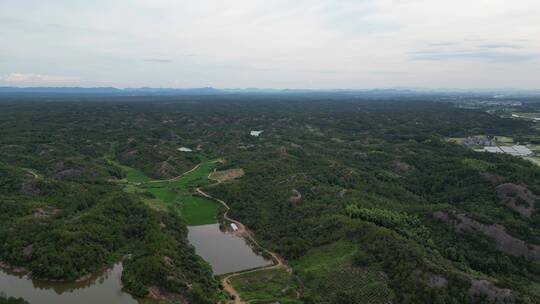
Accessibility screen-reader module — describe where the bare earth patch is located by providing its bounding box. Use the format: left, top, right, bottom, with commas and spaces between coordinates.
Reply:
155, 161, 178, 178
336, 188, 347, 198
480, 172, 505, 185
33, 207, 59, 218
23, 244, 33, 258
0, 262, 28, 274
468, 279, 514, 303
290, 143, 302, 149
288, 189, 302, 203
427, 274, 448, 288
433, 211, 540, 261
51, 168, 84, 180
19, 181, 41, 196
392, 160, 412, 174
209, 168, 245, 182
147, 286, 187, 303
496, 183, 537, 217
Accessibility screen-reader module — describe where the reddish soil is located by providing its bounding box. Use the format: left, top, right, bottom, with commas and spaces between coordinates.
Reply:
209, 169, 245, 183
147, 286, 187, 303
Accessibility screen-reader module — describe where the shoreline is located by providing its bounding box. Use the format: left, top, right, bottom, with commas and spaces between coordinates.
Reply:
195, 185, 293, 304
0, 260, 118, 284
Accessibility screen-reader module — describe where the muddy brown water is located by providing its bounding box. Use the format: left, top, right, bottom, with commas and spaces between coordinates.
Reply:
0, 263, 152, 304
187, 223, 271, 275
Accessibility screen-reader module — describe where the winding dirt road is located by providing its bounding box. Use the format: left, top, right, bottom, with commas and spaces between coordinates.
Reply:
114, 159, 296, 303
23, 168, 40, 179
148, 163, 201, 183
196, 183, 291, 304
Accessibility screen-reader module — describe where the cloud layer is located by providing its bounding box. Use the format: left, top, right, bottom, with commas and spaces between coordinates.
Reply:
3, 73, 79, 85
0, 0, 539, 88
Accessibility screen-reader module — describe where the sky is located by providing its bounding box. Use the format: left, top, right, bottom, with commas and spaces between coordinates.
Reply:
0, 0, 539, 89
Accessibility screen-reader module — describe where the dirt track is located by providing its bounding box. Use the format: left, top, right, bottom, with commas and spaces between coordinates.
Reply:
148, 163, 201, 183
196, 181, 291, 304
23, 168, 40, 179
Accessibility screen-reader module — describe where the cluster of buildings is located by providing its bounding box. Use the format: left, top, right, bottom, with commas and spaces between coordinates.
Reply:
459, 136, 494, 147
452, 136, 535, 157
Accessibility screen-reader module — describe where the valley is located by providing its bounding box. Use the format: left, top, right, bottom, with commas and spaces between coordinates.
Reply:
1, 95, 540, 303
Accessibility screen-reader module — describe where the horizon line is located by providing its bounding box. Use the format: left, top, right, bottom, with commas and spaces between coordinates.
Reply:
1, 86, 539, 92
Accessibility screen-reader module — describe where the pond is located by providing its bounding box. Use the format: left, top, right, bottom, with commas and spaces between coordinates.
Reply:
0, 263, 148, 304
188, 223, 272, 275
0, 226, 270, 303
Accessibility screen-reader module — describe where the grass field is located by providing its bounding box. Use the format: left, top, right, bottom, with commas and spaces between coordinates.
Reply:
229, 268, 302, 304
111, 155, 221, 226
105, 156, 151, 183
180, 196, 220, 225
143, 184, 178, 203
526, 157, 540, 167
515, 112, 540, 119
494, 136, 514, 145
122, 166, 152, 183
447, 137, 465, 142
528, 145, 540, 152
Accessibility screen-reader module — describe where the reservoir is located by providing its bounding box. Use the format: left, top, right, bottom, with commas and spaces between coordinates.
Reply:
0, 263, 143, 304
187, 223, 272, 275
0, 224, 272, 303
0, 225, 271, 303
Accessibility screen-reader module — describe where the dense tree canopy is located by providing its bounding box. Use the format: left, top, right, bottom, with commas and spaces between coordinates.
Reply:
1, 95, 539, 303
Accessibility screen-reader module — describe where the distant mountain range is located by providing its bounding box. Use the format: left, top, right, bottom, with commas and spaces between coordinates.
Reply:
0, 86, 539, 98
0, 86, 221, 95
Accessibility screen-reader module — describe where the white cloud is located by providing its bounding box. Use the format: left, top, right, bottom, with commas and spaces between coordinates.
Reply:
0, 0, 539, 88
3, 73, 80, 85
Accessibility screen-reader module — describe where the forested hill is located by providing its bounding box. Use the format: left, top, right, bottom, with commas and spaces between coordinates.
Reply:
1, 96, 540, 303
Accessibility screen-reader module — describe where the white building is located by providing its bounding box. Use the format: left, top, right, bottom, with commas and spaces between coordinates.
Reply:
250, 130, 264, 137
230, 223, 239, 232
482, 145, 533, 157
513, 145, 533, 156
500, 146, 520, 156
483, 146, 503, 153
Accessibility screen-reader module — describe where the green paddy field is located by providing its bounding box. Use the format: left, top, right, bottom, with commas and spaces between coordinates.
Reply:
108, 155, 221, 226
